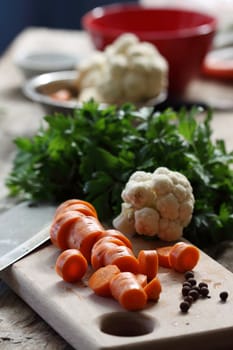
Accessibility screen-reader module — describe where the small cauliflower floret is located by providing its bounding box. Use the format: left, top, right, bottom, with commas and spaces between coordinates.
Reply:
112, 203, 136, 235
173, 183, 188, 202
128, 171, 152, 183
153, 167, 171, 176
179, 199, 194, 227
105, 33, 139, 56
156, 193, 179, 220
170, 171, 192, 190
135, 207, 159, 236
121, 180, 156, 209
77, 52, 107, 90
114, 166, 195, 242
76, 33, 168, 104
158, 218, 183, 241
127, 41, 159, 58
151, 173, 173, 196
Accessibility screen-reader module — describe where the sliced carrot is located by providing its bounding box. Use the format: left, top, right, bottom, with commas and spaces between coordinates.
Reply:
110, 271, 148, 311
135, 273, 148, 287
88, 264, 120, 297
55, 248, 88, 283
104, 245, 139, 274
50, 210, 84, 249
169, 242, 200, 273
102, 229, 133, 249
157, 246, 173, 268
138, 249, 158, 280
144, 277, 162, 301
58, 203, 98, 218
67, 215, 106, 262
91, 236, 127, 270
54, 199, 98, 219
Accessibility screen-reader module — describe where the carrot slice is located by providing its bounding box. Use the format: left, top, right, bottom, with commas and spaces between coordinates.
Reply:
91, 236, 127, 270
144, 277, 162, 301
67, 215, 106, 262
55, 249, 88, 283
136, 273, 148, 287
58, 203, 98, 218
110, 271, 148, 311
169, 242, 200, 273
104, 245, 139, 274
88, 264, 120, 297
102, 229, 133, 249
54, 199, 98, 219
157, 246, 173, 268
50, 210, 84, 249
138, 249, 158, 280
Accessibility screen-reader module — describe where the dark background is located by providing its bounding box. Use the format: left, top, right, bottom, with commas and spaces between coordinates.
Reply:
0, 0, 136, 54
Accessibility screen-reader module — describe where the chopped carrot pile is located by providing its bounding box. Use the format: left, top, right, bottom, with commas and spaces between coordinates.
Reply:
50, 198, 200, 311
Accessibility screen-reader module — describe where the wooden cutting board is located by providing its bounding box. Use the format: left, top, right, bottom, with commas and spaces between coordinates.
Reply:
1, 229, 233, 350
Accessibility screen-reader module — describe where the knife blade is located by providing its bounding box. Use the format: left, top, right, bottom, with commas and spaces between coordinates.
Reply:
0, 201, 56, 271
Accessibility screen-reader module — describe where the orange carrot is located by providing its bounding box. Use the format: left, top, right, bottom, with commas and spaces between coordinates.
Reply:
67, 215, 106, 262
156, 246, 173, 268
104, 245, 139, 274
169, 242, 200, 273
91, 236, 128, 270
58, 203, 98, 218
55, 248, 88, 283
135, 273, 148, 287
50, 210, 84, 249
88, 264, 120, 297
102, 229, 133, 249
110, 271, 148, 311
144, 277, 162, 301
138, 249, 158, 280
54, 199, 97, 219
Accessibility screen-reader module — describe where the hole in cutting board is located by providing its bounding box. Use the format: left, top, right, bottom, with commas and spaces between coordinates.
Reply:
99, 312, 155, 337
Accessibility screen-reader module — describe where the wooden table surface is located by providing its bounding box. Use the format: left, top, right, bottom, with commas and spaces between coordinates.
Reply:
0, 27, 233, 349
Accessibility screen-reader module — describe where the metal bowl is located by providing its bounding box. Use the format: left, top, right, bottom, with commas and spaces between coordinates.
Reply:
23, 70, 167, 114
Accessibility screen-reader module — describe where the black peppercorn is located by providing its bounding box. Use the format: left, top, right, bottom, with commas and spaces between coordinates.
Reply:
188, 289, 199, 301
180, 301, 190, 313
219, 291, 228, 302
184, 271, 194, 280
199, 286, 209, 297
187, 278, 197, 286
183, 281, 192, 288
184, 295, 193, 304
199, 282, 208, 289
182, 286, 191, 296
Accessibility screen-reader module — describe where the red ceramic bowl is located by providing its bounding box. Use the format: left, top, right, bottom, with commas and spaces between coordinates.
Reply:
82, 4, 217, 97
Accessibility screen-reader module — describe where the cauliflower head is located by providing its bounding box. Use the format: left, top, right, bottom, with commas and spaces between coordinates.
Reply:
77, 33, 168, 104
113, 167, 195, 242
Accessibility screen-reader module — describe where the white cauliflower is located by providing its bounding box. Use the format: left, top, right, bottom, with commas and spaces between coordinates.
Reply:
77, 33, 168, 104
113, 167, 195, 242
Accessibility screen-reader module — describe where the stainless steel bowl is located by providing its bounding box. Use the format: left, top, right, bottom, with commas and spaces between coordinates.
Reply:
23, 70, 167, 114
